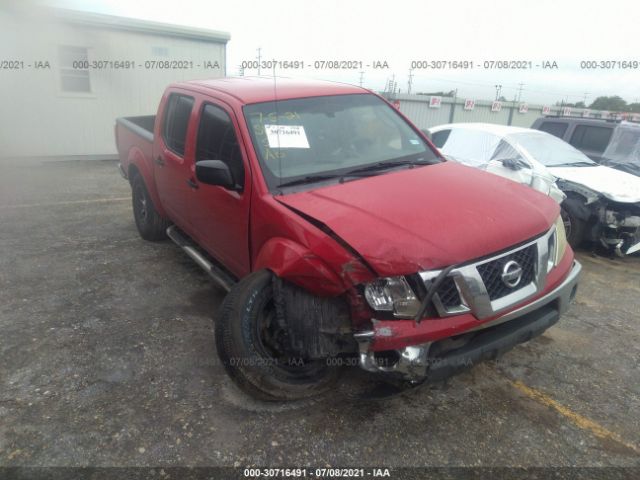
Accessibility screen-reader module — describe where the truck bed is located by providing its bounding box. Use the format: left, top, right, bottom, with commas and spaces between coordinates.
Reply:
115, 115, 156, 179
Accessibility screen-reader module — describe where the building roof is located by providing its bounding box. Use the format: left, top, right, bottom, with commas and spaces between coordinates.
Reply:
183, 76, 368, 104
51, 7, 230, 43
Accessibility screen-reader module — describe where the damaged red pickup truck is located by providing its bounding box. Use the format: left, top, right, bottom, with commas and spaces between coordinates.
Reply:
115, 77, 581, 400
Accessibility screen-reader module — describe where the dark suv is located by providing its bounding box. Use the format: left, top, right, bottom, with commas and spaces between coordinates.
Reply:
531, 116, 618, 162
531, 116, 640, 176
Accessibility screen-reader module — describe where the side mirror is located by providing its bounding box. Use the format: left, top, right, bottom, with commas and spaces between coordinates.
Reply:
500, 157, 529, 171
196, 160, 235, 189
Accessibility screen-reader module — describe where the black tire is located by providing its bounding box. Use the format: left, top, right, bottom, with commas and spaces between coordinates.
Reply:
215, 270, 341, 401
131, 173, 170, 241
561, 207, 586, 248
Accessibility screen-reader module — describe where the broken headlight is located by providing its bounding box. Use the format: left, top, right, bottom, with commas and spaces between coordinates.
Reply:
547, 215, 568, 271
363, 276, 421, 318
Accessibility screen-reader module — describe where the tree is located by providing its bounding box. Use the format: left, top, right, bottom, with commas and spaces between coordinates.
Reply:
627, 103, 640, 113
589, 96, 627, 111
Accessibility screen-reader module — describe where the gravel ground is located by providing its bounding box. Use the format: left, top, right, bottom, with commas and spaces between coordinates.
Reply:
0, 159, 638, 471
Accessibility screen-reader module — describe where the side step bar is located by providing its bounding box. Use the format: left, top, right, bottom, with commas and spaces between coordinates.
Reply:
166, 225, 236, 292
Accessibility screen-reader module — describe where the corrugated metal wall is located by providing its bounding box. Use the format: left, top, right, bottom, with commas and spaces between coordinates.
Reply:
0, 11, 226, 158
393, 93, 609, 130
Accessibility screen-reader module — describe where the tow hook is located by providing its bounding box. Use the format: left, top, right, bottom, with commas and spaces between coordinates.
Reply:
354, 331, 432, 383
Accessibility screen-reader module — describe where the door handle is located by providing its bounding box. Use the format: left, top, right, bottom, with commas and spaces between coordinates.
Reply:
186, 178, 199, 189
154, 156, 165, 166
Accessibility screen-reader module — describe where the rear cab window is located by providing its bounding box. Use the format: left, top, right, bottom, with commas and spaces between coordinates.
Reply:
162, 93, 195, 156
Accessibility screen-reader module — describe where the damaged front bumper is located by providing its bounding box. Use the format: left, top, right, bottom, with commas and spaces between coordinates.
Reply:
600, 208, 640, 255
356, 259, 582, 382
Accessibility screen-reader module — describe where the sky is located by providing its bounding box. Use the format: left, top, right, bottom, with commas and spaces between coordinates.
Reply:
38, 0, 640, 105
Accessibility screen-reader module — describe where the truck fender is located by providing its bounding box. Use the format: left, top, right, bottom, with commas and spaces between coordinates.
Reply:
253, 237, 346, 296
127, 147, 168, 218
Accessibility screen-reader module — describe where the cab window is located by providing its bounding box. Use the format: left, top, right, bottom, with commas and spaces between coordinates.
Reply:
196, 104, 245, 190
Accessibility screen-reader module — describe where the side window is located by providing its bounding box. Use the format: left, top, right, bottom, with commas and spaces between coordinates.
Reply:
196, 104, 245, 189
431, 129, 451, 148
538, 121, 568, 139
162, 94, 194, 156
570, 125, 613, 153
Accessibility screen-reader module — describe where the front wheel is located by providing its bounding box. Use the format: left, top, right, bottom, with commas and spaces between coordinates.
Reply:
215, 270, 341, 401
561, 207, 586, 248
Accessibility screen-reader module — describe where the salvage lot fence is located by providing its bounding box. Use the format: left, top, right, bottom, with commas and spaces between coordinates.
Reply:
388, 93, 636, 130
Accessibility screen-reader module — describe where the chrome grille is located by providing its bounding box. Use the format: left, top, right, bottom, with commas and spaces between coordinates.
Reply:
476, 244, 537, 300
419, 227, 555, 320
435, 277, 463, 308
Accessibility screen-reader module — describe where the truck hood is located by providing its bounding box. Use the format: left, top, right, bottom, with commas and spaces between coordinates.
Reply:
548, 165, 640, 203
277, 162, 559, 276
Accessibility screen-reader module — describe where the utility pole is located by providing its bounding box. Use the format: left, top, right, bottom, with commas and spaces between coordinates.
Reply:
359, 71, 364, 88
256, 47, 262, 76
516, 83, 525, 103
494, 84, 502, 101
407, 68, 414, 95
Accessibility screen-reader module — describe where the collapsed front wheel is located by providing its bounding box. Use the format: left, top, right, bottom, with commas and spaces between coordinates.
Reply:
215, 270, 341, 401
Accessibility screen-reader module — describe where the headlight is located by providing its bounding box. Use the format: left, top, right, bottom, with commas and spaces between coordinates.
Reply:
363, 276, 421, 318
548, 215, 568, 271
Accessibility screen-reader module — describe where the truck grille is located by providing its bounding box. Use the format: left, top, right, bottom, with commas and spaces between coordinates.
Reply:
419, 228, 554, 320
435, 277, 463, 308
476, 244, 537, 300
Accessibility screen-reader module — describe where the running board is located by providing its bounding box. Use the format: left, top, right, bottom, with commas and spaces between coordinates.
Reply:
166, 225, 235, 292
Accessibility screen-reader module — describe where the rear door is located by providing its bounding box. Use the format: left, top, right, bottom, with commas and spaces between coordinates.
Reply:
186, 99, 251, 278
153, 91, 196, 227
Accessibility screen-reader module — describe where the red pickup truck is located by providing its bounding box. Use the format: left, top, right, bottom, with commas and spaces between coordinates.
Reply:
115, 77, 581, 401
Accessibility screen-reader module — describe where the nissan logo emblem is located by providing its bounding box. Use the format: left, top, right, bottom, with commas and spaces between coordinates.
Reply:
501, 260, 523, 288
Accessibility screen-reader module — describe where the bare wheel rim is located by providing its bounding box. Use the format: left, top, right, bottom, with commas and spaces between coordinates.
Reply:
134, 182, 148, 224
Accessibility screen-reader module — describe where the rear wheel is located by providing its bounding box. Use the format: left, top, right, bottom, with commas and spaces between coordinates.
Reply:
131, 173, 170, 241
561, 207, 586, 248
215, 270, 341, 401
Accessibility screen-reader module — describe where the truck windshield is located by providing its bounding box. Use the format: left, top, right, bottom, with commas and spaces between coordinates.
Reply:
243, 94, 438, 190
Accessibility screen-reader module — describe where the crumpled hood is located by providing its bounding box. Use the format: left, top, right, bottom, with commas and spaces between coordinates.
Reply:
548, 165, 640, 203
277, 162, 559, 276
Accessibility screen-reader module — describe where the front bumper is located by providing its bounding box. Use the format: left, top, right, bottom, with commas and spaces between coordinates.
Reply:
357, 259, 581, 381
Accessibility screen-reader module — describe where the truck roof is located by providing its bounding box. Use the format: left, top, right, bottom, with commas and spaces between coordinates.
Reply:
180, 76, 368, 104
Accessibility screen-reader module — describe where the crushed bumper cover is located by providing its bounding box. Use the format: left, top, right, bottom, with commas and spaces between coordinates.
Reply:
357, 260, 581, 382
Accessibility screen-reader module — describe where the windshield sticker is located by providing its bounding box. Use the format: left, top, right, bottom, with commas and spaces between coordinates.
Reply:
409, 139, 420, 145
264, 125, 310, 149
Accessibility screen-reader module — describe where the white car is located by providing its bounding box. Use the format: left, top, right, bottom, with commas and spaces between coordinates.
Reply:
428, 123, 640, 256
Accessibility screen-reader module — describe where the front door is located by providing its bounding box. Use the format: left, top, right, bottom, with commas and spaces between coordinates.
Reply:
186, 100, 251, 278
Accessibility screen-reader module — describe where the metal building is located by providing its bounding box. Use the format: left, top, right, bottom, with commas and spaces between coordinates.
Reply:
0, 6, 229, 159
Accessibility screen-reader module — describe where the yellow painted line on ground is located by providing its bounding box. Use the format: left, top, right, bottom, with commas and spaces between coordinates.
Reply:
0, 197, 130, 209
511, 380, 640, 454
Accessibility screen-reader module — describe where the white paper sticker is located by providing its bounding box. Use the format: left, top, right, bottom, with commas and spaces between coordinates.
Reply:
409, 139, 420, 145
264, 125, 310, 149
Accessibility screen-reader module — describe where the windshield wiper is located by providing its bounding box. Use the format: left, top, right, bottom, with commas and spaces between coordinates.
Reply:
550, 161, 596, 167
341, 158, 433, 178
276, 174, 341, 189
275, 158, 432, 191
